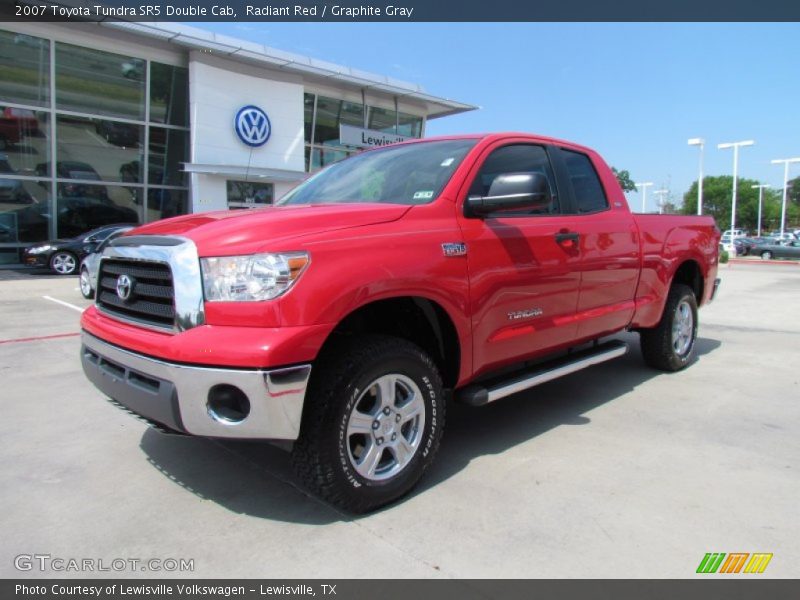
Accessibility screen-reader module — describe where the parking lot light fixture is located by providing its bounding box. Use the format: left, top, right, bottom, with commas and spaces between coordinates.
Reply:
688, 138, 705, 215
653, 189, 669, 214
770, 158, 800, 237
634, 182, 653, 213
718, 140, 755, 249
751, 184, 771, 238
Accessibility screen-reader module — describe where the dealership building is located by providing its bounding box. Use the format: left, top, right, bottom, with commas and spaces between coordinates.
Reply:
0, 21, 475, 264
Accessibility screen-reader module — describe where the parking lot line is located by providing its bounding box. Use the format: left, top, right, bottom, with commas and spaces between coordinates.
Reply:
0, 332, 80, 345
42, 295, 86, 313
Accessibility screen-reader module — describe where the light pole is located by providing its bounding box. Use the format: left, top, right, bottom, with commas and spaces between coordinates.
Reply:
653, 189, 669, 214
717, 140, 754, 248
635, 182, 653, 213
750, 184, 770, 238
770, 158, 800, 237
688, 138, 705, 215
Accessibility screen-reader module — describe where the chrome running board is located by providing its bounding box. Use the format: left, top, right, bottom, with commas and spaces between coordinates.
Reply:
457, 341, 628, 406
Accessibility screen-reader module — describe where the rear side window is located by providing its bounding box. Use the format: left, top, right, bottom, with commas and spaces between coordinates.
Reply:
561, 149, 608, 214
469, 144, 559, 215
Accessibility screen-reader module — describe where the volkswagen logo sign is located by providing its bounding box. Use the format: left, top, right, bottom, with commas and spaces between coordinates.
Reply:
116, 274, 134, 302
234, 105, 271, 147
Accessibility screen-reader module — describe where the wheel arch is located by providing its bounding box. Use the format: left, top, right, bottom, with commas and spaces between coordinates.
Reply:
671, 258, 704, 303
314, 295, 463, 390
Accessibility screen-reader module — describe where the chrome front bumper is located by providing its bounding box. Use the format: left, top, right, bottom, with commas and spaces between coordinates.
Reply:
81, 332, 310, 440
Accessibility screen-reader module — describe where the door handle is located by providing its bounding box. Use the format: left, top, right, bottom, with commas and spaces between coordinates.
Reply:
555, 232, 580, 246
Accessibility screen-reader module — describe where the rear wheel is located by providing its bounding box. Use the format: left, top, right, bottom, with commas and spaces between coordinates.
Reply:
640, 283, 698, 372
79, 267, 94, 298
50, 251, 77, 275
761, 251, 773, 260
292, 335, 445, 513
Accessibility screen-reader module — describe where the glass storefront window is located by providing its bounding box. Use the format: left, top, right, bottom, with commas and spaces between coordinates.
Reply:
0, 31, 191, 261
149, 127, 187, 186
304, 93, 314, 144
0, 180, 49, 243
56, 42, 145, 120
397, 111, 423, 138
150, 62, 188, 126
54, 115, 143, 183
368, 106, 397, 134
310, 147, 355, 171
147, 187, 188, 221
0, 105, 49, 174
56, 184, 140, 238
226, 180, 274, 209
313, 96, 364, 146
0, 31, 50, 108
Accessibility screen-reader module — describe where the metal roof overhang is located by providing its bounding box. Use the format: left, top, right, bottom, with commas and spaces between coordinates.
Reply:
182, 163, 308, 182
101, 21, 478, 120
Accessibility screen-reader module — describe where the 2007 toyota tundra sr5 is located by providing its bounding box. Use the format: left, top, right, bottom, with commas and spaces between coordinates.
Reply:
81, 133, 721, 512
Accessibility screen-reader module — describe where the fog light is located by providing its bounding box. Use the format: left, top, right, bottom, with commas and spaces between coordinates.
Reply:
207, 384, 250, 423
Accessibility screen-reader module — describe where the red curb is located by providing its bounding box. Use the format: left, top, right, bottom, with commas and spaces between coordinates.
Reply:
727, 259, 800, 266
0, 332, 81, 345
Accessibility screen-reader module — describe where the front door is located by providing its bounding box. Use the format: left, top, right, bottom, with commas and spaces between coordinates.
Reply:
456, 142, 582, 378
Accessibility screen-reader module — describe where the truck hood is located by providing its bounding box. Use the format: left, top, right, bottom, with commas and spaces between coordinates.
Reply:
127, 203, 412, 255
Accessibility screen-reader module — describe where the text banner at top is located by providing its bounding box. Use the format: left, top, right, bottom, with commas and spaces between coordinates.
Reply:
3, 0, 800, 22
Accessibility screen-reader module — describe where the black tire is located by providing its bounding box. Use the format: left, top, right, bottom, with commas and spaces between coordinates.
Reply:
291, 335, 445, 513
640, 283, 698, 372
79, 267, 94, 299
761, 251, 773, 260
49, 251, 78, 275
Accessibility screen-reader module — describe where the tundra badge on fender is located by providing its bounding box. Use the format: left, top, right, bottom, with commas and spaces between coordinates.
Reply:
442, 242, 467, 257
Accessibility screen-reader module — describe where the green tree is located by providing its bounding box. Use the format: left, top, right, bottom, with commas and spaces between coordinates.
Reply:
789, 176, 800, 206
681, 176, 795, 233
611, 167, 636, 193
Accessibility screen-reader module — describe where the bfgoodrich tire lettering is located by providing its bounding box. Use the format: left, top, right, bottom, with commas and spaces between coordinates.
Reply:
291, 335, 445, 513
639, 283, 698, 372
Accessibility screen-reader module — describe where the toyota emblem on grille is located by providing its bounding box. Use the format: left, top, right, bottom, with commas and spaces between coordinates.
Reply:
116, 274, 134, 301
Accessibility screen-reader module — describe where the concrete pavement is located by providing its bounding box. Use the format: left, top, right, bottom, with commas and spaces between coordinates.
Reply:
0, 263, 798, 578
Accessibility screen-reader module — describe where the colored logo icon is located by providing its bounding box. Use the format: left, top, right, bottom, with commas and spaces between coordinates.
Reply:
234, 105, 271, 147
696, 552, 772, 574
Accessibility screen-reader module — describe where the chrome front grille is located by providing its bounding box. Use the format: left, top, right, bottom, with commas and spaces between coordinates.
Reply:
95, 235, 205, 333
97, 259, 176, 329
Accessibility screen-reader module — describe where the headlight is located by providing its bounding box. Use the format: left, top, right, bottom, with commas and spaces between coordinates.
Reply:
26, 244, 53, 254
201, 252, 309, 302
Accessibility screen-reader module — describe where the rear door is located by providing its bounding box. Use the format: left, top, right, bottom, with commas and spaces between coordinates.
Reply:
456, 141, 581, 378
554, 147, 640, 340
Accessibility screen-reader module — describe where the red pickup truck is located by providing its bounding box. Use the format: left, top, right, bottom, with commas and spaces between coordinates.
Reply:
81, 133, 720, 512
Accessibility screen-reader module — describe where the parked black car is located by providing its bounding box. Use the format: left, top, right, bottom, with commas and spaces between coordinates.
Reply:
22, 223, 136, 275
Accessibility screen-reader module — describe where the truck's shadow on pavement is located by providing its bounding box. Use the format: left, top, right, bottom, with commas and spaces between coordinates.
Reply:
139, 333, 721, 524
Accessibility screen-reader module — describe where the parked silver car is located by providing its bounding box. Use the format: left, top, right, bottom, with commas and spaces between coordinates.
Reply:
79, 226, 134, 298
754, 239, 800, 261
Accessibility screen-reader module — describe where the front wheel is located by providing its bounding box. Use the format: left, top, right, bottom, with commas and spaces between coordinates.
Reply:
292, 335, 445, 513
640, 283, 698, 372
79, 267, 94, 298
50, 251, 77, 275
761, 251, 773, 260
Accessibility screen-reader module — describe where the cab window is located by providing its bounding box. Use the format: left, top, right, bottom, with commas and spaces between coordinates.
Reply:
560, 149, 609, 214
468, 144, 559, 215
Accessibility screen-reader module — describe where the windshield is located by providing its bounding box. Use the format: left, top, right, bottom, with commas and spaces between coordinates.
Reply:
279, 139, 477, 206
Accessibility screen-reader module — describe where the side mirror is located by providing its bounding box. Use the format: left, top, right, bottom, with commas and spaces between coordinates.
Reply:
466, 172, 551, 217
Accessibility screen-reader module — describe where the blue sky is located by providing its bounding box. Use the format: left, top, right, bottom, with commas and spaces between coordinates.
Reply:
201, 22, 800, 212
